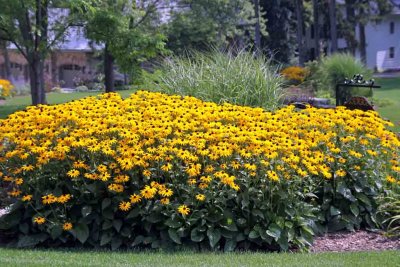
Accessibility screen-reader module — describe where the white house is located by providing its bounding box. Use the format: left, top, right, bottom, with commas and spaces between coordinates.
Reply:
359, 1, 400, 71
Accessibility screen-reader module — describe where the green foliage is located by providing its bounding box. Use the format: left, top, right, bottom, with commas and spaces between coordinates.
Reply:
165, 0, 264, 53
81, 0, 167, 78
378, 189, 400, 237
306, 54, 373, 98
146, 49, 285, 110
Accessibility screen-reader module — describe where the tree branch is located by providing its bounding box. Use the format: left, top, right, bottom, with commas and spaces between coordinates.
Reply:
131, 0, 161, 29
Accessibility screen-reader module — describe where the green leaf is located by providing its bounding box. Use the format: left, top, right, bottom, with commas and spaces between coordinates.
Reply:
126, 207, 140, 219
113, 219, 123, 232
190, 227, 205, 242
350, 203, 360, 217
252, 209, 264, 219
111, 237, 122, 250
102, 208, 114, 220
236, 218, 247, 227
131, 235, 144, 247
248, 230, 260, 239
120, 226, 131, 238
100, 232, 113, 246
356, 193, 371, 206
146, 213, 164, 223
224, 239, 237, 252
165, 218, 182, 228
330, 206, 341, 216
17, 233, 48, 248
221, 221, 238, 232
102, 220, 113, 230
168, 228, 182, 244
82, 205, 92, 217
50, 225, 63, 240
337, 182, 356, 201
19, 222, 29, 234
266, 223, 281, 241
207, 228, 221, 248
102, 198, 112, 210
72, 223, 90, 244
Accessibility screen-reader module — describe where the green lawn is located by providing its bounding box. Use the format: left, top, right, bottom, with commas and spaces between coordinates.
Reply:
374, 77, 400, 132
0, 248, 399, 267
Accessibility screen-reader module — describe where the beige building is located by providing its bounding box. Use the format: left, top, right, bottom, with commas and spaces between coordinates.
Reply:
0, 23, 101, 89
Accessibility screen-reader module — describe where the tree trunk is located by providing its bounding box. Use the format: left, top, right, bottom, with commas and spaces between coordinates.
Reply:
295, 0, 305, 66
29, 56, 46, 105
359, 7, 367, 65
254, 0, 261, 54
312, 0, 320, 59
104, 43, 115, 93
1, 43, 12, 81
329, 0, 338, 53
345, 0, 356, 55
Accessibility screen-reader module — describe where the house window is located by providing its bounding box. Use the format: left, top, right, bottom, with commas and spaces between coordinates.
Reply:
390, 22, 395, 34
389, 47, 395, 58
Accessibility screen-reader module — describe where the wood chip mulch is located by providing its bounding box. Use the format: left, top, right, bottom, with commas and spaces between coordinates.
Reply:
310, 230, 400, 252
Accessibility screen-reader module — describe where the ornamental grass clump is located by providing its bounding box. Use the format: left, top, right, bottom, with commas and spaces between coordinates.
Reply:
0, 91, 399, 251
148, 49, 284, 110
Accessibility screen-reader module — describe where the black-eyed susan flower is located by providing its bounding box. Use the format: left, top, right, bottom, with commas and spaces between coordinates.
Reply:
195, 194, 205, 201
140, 185, 157, 199
119, 201, 131, 211
42, 194, 57, 204
33, 216, 46, 225
57, 194, 71, 204
63, 222, 73, 231
160, 198, 170, 205
21, 194, 33, 202
129, 194, 142, 204
177, 205, 190, 216
67, 169, 80, 178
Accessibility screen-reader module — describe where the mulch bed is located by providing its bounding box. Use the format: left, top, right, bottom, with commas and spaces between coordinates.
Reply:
310, 230, 400, 253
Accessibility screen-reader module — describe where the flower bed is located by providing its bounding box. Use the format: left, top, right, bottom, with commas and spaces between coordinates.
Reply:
0, 91, 399, 250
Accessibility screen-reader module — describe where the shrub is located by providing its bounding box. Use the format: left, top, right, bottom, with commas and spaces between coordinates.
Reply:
0, 79, 14, 98
306, 54, 373, 100
281, 66, 308, 85
146, 49, 285, 110
0, 91, 399, 251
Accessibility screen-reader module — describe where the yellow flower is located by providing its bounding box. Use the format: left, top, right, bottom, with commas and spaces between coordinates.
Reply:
335, 169, 347, 177
160, 198, 170, 205
67, 169, 80, 178
42, 194, 57, 204
57, 194, 71, 204
195, 194, 205, 201
63, 222, 73, 231
33, 216, 46, 225
386, 175, 396, 183
21, 194, 33, 202
267, 170, 279, 181
8, 189, 21, 197
142, 169, 152, 177
177, 205, 190, 216
161, 163, 173, 172
199, 183, 208, 189
108, 183, 124, 193
140, 185, 157, 199
187, 178, 197, 185
119, 201, 131, 211
159, 188, 173, 197
130, 194, 142, 204
97, 164, 107, 173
